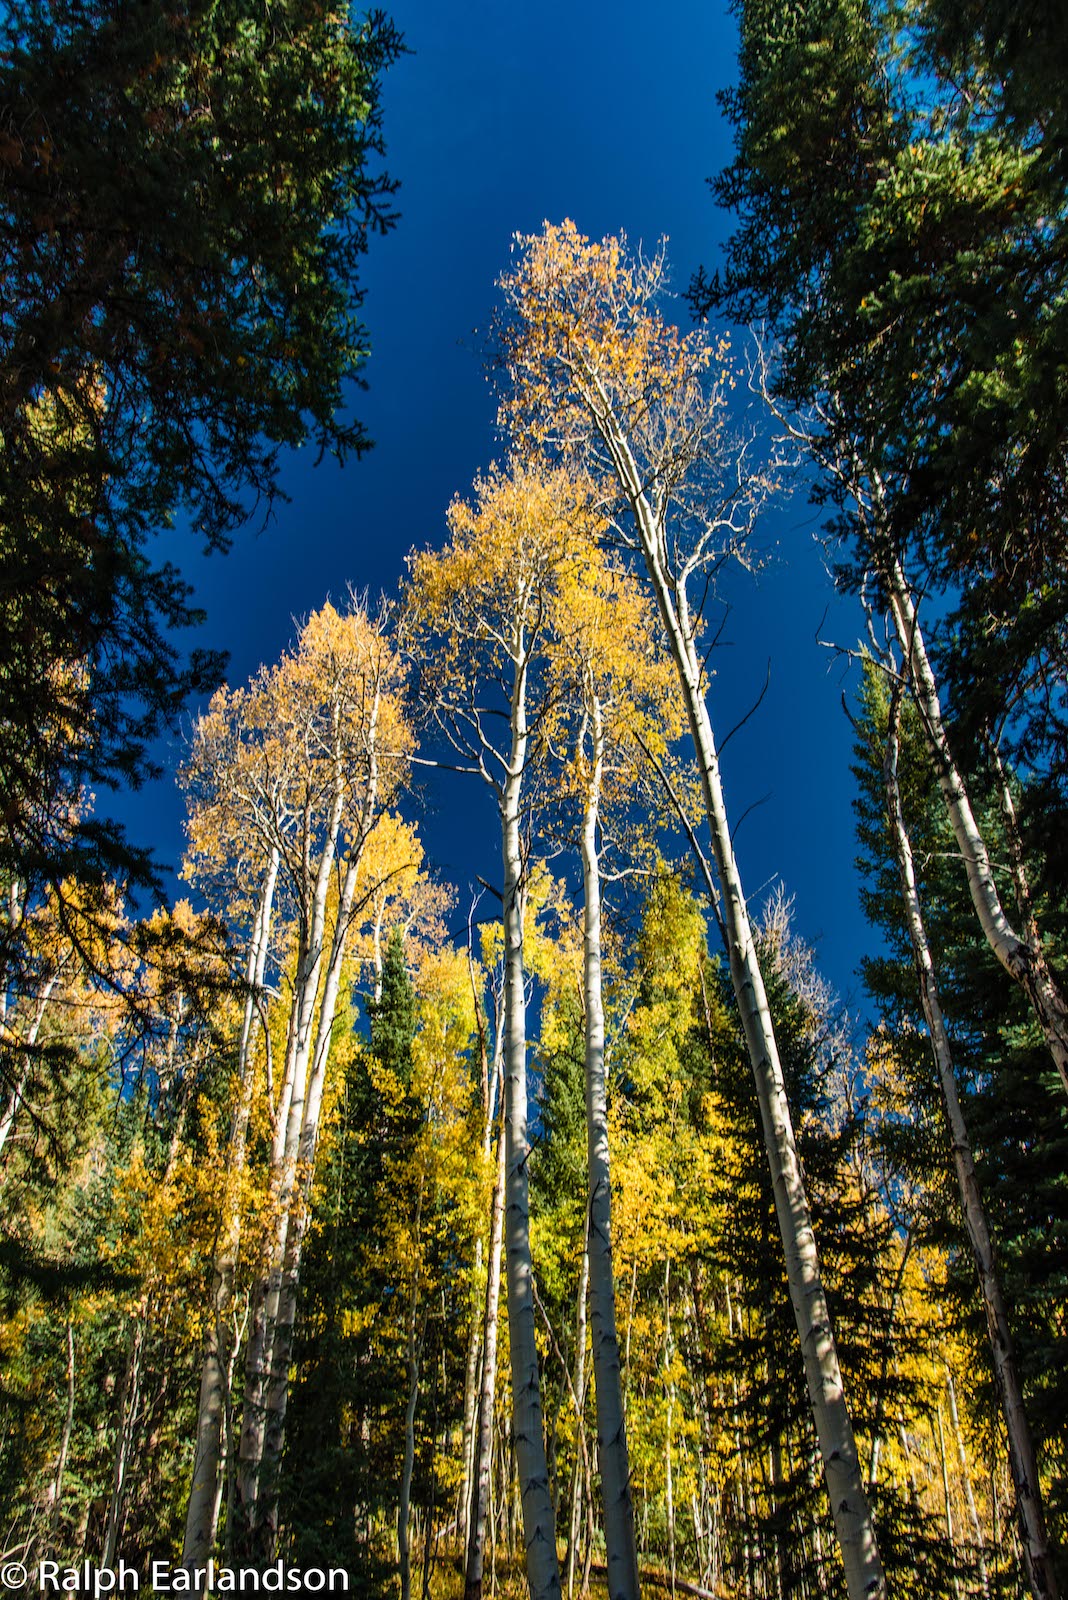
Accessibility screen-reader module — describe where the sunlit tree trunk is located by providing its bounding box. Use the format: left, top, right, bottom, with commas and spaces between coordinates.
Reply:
592, 391, 884, 1600
462, 982, 503, 1552
946, 1365, 989, 1600
0, 963, 60, 1164
183, 848, 279, 1579
238, 772, 344, 1546
564, 1237, 589, 1599
501, 648, 562, 1600
465, 1096, 507, 1600
580, 688, 641, 1600
258, 771, 382, 1552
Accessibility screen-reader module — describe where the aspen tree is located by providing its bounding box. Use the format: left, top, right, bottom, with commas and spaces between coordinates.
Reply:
464, 936, 507, 1600
497, 222, 886, 1600
182, 601, 412, 1565
549, 549, 684, 1600
704, 0, 1068, 1101
871, 667, 1059, 1600
180, 848, 279, 1575
406, 460, 604, 1600
775, 405, 1068, 1102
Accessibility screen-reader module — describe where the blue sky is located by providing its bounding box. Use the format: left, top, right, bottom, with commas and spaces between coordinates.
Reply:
126, 0, 874, 1012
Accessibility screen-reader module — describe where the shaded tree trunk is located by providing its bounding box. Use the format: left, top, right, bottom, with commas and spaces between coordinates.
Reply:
886, 555, 1068, 1097
50, 1322, 75, 1535
883, 691, 1058, 1600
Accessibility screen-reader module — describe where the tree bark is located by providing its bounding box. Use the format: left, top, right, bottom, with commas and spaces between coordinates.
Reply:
102, 1312, 145, 1568
50, 1321, 75, 1535
501, 645, 562, 1600
564, 1236, 590, 1599
462, 991, 504, 1553
886, 557, 1068, 1098
237, 775, 343, 1547
580, 688, 641, 1600
183, 848, 278, 1579
946, 1364, 989, 1600
241, 686, 384, 1557
465, 1107, 508, 1600
590, 385, 884, 1600
883, 691, 1058, 1600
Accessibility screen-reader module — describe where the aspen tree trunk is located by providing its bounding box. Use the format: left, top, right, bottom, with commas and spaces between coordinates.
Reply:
257, 818, 379, 1551
50, 1322, 75, 1535
590, 389, 885, 1600
946, 1365, 989, 1600
501, 647, 562, 1600
884, 698, 1058, 1600
466, 1109, 508, 1600
0, 965, 59, 1163
183, 849, 279, 1578
580, 689, 641, 1600
724, 1279, 758, 1600
564, 1238, 589, 1599
102, 1314, 145, 1567
935, 1405, 962, 1600
240, 692, 376, 1552
885, 557, 1068, 1097
253, 822, 384, 1553
463, 1004, 504, 1551
399, 1254, 424, 1600
238, 777, 344, 1542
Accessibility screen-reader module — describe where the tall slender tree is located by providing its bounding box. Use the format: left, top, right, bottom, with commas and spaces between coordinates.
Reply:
406, 459, 605, 1600
496, 221, 886, 1600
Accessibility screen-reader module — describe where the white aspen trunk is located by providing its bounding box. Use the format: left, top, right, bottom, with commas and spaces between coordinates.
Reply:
182, 850, 279, 1580
664, 1260, 676, 1600
399, 1230, 424, 1600
897, 1419, 921, 1515
589, 391, 884, 1600
102, 1313, 145, 1567
259, 852, 364, 1477
0, 965, 59, 1164
867, 1228, 914, 1494
237, 759, 347, 1547
936, 1405, 962, 1600
255, 712, 384, 1557
565, 1237, 590, 1600
501, 645, 562, 1600
462, 1244, 487, 1546
580, 690, 641, 1600
50, 1321, 75, 1534
686, 1274, 717, 1591
946, 1365, 989, 1600
725, 1280, 757, 1599
885, 557, 1068, 1097
462, 1008, 504, 1552
465, 1108, 508, 1600
884, 701, 1058, 1600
